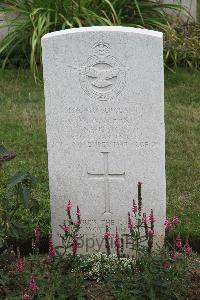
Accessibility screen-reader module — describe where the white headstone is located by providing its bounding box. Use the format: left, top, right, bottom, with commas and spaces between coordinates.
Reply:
0, 13, 18, 40
42, 27, 166, 253
0, 13, 8, 40
162, 0, 197, 22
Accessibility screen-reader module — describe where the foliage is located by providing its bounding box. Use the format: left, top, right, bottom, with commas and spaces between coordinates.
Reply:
0, 195, 195, 299
111, 252, 191, 300
0, 0, 184, 80
164, 23, 200, 70
57, 200, 81, 257
0, 251, 195, 299
77, 253, 133, 281
0, 147, 39, 249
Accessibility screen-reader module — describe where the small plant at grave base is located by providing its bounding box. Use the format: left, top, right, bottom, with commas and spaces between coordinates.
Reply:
114, 228, 121, 259
48, 234, 56, 259
21, 276, 38, 300
103, 224, 112, 256
32, 225, 41, 255
100, 182, 194, 299
57, 200, 81, 256
16, 247, 25, 273
105, 182, 156, 263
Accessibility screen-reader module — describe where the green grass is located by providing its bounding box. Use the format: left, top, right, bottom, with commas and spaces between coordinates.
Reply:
165, 70, 200, 247
0, 70, 50, 237
0, 69, 200, 248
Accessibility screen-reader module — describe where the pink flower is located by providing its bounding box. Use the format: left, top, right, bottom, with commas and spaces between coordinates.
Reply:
59, 221, 69, 233
184, 241, 192, 254
169, 252, 177, 261
148, 229, 154, 237
65, 200, 72, 212
114, 228, 121, 249
164, 219, 172, 230
185, 247, 192, 255
22, 293, 30, 300
48, 237, 55, 257
128, 213, 134, 230
132, 205, 138, 213
163, 262, 171, 270
115, 238, 121, 248
103, 231, 112, 239
72, 235, 78, 256
28, 276, 38, 292
172, 215, 179, 225
16, 257, 24, 272
175, 235, 182, 248
148, 211, 155, 223
16, 248, 24, 272
128, 221, 133, 229
34, 226, 41, 242
142, 215, 148, 224
63, 223, 69, 232
74, 221, 81, 226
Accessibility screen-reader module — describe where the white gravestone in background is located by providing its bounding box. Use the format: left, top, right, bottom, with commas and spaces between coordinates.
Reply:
0, 13, 8, 40
162, 0, 197, 21
42, 27, 166, 253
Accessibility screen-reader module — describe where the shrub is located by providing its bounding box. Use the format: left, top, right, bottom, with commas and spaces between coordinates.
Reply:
164, 23, 200, 70
0, 146, 39, 251
0, 0, 183, 80
0, 191, 194, 299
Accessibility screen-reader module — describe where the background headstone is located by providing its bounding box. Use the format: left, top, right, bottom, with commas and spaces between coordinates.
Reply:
42, 27, 166, 253
162, 0, 197, 22
0, 12, 17, 40
0, 13, 8, 40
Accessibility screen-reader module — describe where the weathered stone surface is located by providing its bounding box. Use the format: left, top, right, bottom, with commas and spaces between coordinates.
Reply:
162, 0, 197, 21
42, 27, 166, 253
0, 13, 17, 40
0, 13, 8, 39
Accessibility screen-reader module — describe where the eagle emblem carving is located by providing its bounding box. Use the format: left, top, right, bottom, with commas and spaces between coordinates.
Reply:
79, 41, 126, 101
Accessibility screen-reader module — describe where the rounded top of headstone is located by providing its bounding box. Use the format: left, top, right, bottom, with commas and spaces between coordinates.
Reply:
42, 26, 163, 42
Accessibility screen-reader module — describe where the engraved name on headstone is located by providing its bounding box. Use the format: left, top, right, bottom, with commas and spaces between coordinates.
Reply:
42, 27, 166, 253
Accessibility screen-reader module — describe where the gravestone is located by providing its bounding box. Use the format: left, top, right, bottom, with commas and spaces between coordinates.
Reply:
42, 27, 166, 253
0, 12, 18, 40
162, 0, 197, 22
0, 13, 8, 40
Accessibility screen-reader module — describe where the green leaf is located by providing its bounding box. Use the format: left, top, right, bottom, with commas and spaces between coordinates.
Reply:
21, 184, 31, 206
29, 198, 39, 214
9, 223, 19, 238
7, 171, 33, 188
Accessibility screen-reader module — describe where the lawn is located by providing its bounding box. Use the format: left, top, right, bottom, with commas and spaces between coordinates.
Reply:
0, 68, 200, 249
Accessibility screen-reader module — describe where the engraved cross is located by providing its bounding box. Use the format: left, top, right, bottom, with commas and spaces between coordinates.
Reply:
87, 152, 125, 214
